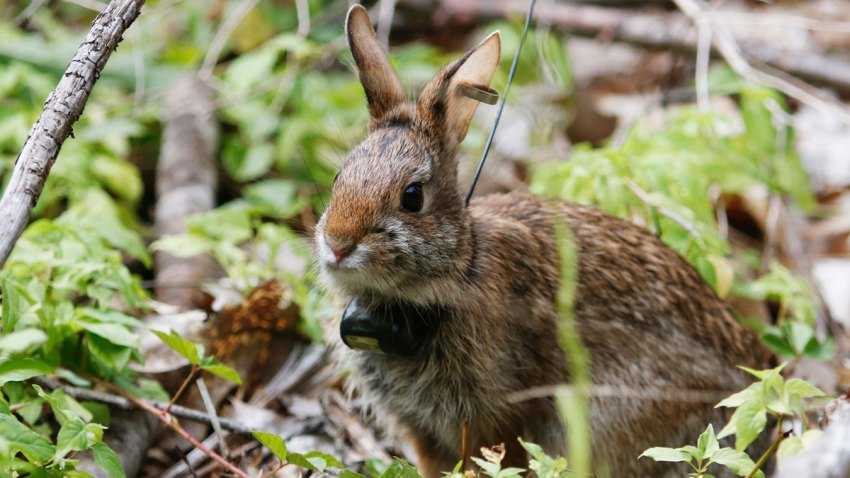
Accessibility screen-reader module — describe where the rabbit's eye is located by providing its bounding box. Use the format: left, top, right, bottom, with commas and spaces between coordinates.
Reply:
333, 172, 340, 184
401, 182, 424, 213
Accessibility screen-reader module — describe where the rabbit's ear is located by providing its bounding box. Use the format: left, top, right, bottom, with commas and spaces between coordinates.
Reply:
415, 31, 501, 149
347, 5, 407, 129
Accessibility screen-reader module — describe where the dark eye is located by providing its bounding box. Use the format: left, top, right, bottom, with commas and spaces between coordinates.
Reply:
401, 182, 424, 212
333, 172, 340, 184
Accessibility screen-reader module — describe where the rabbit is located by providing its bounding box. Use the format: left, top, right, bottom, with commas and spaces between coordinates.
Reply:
314, 5, 769, 477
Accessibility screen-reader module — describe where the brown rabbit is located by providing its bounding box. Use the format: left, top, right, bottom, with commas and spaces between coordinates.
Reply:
315, 5, 768, 477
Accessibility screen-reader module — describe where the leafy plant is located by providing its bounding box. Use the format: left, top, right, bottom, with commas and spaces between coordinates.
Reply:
641, 424, 762, 478
715, 363, 824, 451
642, 364, 828, 477
531, 79, 826, 360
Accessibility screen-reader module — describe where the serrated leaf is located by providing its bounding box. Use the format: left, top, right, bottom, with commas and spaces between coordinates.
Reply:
150, 329, 202, 364
761, 326, 796, 357
738, 363, 786, 381
681, 445, 703, 461
518, 438, 544, 458
76, 320, 140, 349
252, 431, 286, 460
93, 442, 125, 478
54, 421, 103, 460
639, 447, 691, 463
200, 362, 243, 385
379, 458, 421, 478
0, 413, 55, 464
0, 358, 54, 386
34, 386, 93, 425
286, 451, 344, 472
710, 448, 762, 478
698, 424, 720, 459
716, 383, 761, 409
718, 401, 767, 451
0, 329, 47, 355
784, 379, 825, 399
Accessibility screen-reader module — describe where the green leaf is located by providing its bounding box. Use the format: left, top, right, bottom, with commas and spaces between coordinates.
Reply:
710, 448, 763, 478
86, 333, 133, 371
0, 413, 55, 465
150, 329, 202, 365
151, 233, 214, 258
0, 277, 28, 332
0, 358, 54, 387
680, 445, 703, 462
786, 322, 814, 355
495, 467, 525, 478
252, 431, 286, 460
76, 319, 141, 349
784, 379, 825, 399
0, 329, 47, 355
471, 457, 502, 478
92, 442, 126, 478
639, 447, 691, 463
760, 326, 796, 357
244, 179, 301, 217
34, 386, 93, 425
716, 382, 761, 409
286, 451, 344, 472
54, 421, 104, 461
698, 424, 720, 459
91, 155, 143, 204
79, 308, 143, 329
342, 470, 368, 478
519, 438, 568, 478
379, 458, 421, 478
738, 363, 787, 381
199, 362, 243, 385
718, 401, 767, 451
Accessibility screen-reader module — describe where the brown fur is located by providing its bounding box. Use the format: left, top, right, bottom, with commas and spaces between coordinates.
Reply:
315, 6, 769, 477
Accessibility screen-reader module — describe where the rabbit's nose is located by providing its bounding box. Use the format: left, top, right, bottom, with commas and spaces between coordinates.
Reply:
325, 234, 356, 263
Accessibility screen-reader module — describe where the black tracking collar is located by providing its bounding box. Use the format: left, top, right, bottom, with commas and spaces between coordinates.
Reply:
340, 297, 446, 357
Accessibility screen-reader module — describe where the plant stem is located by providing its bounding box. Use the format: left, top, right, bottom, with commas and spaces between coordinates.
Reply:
96, 377, 251, 478
165, 365, 199, 414
745, 416, 784, 478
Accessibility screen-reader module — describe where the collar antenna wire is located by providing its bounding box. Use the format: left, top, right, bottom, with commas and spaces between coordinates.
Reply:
463, 0, 538, 207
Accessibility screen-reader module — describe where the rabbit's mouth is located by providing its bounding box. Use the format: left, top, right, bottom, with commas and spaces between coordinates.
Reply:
316, 234, 372, 272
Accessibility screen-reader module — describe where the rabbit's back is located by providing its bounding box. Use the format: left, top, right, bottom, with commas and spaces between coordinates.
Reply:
466, 191, 765, 475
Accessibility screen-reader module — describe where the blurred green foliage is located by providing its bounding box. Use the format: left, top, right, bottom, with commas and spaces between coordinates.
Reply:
531, 69, 824, 361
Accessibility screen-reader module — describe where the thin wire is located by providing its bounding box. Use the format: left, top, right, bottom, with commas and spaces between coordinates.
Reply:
465, 0, 537, 206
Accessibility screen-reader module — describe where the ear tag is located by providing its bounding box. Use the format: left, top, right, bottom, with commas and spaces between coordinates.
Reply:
457, 83, 499, 105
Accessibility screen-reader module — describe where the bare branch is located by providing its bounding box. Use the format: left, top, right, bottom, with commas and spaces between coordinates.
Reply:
0, 0, 146, 268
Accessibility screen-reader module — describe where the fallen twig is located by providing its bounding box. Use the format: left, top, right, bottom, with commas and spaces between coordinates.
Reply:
429, 0, 850, 99
94, 376, 252, 478
671, 0, 850, 124
33, 376, 257, 436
